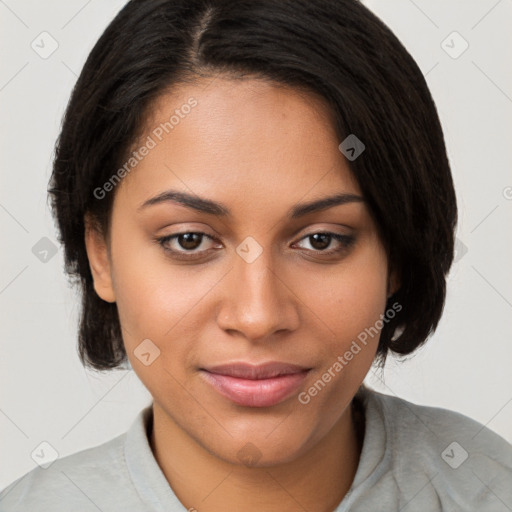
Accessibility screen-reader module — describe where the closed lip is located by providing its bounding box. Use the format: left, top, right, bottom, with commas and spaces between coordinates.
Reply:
201, 361, 311, 379
200, 361, 312, 407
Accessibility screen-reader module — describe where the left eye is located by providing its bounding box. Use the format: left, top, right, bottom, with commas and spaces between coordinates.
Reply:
294, 232, 355, 255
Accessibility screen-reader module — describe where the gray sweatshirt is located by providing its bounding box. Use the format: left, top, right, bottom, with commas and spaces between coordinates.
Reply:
1, 385, 511, 511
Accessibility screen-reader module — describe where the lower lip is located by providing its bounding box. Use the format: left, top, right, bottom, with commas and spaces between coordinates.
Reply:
200, 370, 309, 407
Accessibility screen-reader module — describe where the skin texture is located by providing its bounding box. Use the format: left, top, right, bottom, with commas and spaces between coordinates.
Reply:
85, 77, 397, 512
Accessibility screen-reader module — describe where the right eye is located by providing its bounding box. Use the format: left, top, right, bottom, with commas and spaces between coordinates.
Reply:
155, 232, 222, 259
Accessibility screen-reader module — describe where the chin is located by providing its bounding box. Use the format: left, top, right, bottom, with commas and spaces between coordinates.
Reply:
202, 427, 316, 469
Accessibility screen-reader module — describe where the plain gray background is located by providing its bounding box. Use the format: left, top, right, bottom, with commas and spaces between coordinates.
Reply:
1, 0, 511, 490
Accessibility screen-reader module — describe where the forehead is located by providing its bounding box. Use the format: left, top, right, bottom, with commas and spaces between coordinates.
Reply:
115, 77, 361, 213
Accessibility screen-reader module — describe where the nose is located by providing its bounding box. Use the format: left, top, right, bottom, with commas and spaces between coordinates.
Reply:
216, 244, 300, 342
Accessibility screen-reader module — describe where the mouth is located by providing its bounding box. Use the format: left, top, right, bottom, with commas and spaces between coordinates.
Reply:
199, 362, 311, 408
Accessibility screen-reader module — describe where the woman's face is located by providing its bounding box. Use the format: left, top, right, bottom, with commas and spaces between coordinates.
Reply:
86, 77, 393, 466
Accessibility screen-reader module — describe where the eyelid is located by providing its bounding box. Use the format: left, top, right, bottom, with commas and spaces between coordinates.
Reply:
294, 224, 354, 238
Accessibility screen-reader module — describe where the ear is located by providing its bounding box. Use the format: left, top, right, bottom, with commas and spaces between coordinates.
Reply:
84, 214, 116, 303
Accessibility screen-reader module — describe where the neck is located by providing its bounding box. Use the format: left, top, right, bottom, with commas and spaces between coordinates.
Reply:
149, 400, 364, 512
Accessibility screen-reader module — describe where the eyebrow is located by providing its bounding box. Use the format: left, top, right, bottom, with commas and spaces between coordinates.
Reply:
138, 189, 364, 218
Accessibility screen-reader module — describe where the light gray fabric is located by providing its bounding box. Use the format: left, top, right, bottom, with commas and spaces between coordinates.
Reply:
1, 385, 511, 511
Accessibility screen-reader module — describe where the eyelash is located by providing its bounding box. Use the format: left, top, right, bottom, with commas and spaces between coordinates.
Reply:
154, 231, 355, 260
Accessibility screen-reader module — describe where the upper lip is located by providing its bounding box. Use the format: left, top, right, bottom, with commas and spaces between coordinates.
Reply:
202, 362, 311, 380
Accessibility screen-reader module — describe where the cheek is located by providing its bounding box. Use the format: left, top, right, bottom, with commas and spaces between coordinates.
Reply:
112, 252, 217, 348
334, 268, 387, 343
298, 239, 389, 352
108, 214, 207, 332
293, 243, 388, 421
106, 226, 178, 345
111, 252, 216, 399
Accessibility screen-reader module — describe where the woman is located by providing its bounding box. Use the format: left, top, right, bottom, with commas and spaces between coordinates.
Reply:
1, 0, 511, 510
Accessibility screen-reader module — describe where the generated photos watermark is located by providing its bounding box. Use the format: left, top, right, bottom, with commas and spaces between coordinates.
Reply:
93, 97, 198, 200
298, 301, 402, 405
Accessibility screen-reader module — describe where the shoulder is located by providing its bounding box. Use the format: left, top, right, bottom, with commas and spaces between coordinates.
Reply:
366, 387, 512, 509
0, 431, 133, 511
371, 388, 512, 459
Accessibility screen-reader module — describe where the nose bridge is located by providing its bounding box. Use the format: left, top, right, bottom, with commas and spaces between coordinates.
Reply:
236, 238, 281, 312
238, 244, 277, 303
218, 237, 298, 339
